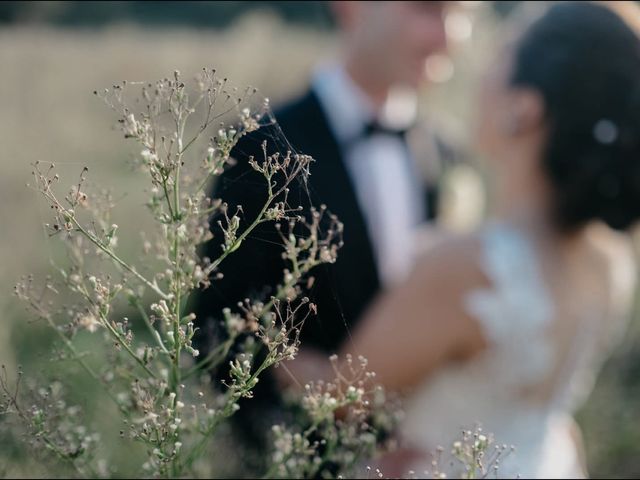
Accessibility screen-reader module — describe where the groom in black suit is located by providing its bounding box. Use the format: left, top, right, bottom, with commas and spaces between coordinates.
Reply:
194, 0, 461, 448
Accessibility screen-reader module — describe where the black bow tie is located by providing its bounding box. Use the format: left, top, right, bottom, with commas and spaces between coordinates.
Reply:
361, 120, 411, 140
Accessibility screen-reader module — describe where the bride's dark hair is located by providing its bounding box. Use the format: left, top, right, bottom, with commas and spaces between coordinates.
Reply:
511, 1, 640, 231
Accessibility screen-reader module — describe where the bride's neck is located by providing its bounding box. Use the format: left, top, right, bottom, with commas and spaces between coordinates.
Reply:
492, 167, 587, 247
492, 155, 560, 236
494, 182, 548, 228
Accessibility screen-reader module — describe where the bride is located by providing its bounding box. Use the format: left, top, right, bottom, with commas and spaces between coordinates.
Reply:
280, 2, 640, 478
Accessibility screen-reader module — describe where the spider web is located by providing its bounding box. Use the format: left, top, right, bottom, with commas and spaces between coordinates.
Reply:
209, 103, 356, 353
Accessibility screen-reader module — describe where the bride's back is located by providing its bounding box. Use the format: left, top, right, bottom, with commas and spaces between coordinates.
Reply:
522, 225, 635, 408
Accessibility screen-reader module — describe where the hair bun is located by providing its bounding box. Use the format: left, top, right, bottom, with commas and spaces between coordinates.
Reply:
511, 2, 640, 232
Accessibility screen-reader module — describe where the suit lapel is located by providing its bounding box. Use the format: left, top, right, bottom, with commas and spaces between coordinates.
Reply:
279, 89, 381, 318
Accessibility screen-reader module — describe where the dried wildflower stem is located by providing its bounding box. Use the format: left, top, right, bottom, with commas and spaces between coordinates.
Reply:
0, 374, 90, 479
184, 279, 291, 377
183, 337, 235, 379
131, 297, 170, 355
181, 358, 274, 472
184, 333, 303, 472
207, 160, 304, 274
184, 252, 317, 378
161, 176, 175, 220
52, 328, 116, 407
21, 293, 128, 413
18, 71, 351, 478
265, 351, 387, 479
169, 218, 182, 391
168, 100, 188, 478
0, 384, 87, 477
103, 313, 159, 379
31, 165, 170, 302
73, 283, 159, 380
1, 373, 95, 478
180, 89, 243, 156
193, 156, 225, 196
72, 218, 171, 300
209, 194, 275, 273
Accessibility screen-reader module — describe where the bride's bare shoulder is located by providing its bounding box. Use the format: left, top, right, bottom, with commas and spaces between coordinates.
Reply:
587, 225, 635, 278
586, 224, 637, 315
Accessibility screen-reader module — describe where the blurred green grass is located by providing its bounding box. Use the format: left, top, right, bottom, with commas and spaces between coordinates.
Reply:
1, 9, 639, 478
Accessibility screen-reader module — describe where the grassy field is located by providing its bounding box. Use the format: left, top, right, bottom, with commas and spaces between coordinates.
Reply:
0, 14, 332, 366
1, 9, 639, 478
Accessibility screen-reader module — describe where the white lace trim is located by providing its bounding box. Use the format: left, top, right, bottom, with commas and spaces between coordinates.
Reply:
464, 223, 555, 388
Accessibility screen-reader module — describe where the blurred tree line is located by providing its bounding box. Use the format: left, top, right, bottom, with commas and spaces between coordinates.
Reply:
0, 1, 525, 30
0, 1, 334, 29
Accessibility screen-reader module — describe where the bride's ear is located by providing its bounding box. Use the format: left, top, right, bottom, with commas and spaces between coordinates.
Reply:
502, 88, 546, 136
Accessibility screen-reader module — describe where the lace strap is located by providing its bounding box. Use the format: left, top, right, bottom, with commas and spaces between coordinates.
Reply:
464, 223, 555, 387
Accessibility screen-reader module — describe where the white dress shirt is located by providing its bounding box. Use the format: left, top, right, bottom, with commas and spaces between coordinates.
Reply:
312, 65, 425, 288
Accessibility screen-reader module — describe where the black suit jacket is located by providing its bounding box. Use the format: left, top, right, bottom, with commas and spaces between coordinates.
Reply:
195, 89, 384, 355
192, 87, 444, 449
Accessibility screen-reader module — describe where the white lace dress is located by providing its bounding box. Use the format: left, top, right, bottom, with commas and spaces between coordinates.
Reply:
400, 223, 631, 479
